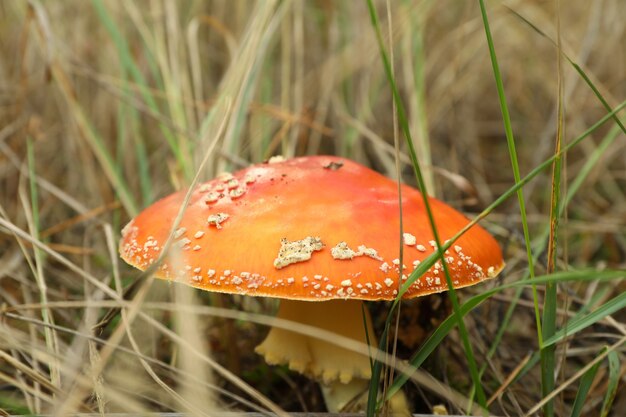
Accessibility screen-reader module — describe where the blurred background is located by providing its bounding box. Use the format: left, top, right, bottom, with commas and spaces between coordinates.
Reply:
0, 1, 624, 416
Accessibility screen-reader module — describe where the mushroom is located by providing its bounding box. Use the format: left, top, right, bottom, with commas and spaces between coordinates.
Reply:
119, 156, 504, 412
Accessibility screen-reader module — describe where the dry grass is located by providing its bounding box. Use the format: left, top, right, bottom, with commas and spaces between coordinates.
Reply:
0, 1, 625, 416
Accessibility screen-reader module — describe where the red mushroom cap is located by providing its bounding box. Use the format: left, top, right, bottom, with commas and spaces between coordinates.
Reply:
119, 156, 504, 300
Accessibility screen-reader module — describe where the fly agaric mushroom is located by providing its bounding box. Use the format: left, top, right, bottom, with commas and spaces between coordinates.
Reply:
119, 156, 504, 412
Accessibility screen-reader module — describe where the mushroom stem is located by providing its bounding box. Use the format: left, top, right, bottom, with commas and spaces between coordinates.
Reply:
320, 378, 369, 412
255, 299, 410, 414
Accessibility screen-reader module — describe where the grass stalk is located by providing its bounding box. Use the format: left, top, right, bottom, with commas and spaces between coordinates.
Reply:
540, 2, 564, 415
366, 0, 488, 412
91, 0, 193, 181
477, 0, 543, 349
386, 99, 626, 398
26, 138, 61, 391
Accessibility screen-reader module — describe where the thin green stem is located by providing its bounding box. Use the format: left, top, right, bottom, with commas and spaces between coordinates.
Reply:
477, 0, 542, 347
366, 0, 488, 412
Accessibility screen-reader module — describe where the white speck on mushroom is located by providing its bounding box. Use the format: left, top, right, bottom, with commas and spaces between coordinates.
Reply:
225, 178, 239, 189
435, 277, 441, 285
413, 260, 421, 268
454, 245, 463, 253
207, 269, 216, 278
191, 275, 203, 282
177, 238, 192, 248
192, 245, 202, 251
429, 240, 437, 248
392, 258, 400, 266
174, 227, 187, 239
287, 277, 295, 284
331, 241, 358, 259
247, 283, 258, 289
273, 236, 324, 269
403, 233, 417, 246
244, 174, 256, 184
325, 284, 334, 291
231, 276, 242, 285
224, 270, 231, 277
203, 192, 221, 204
488, 266, 496, 277
302, 276, 309, 282
268, 155, 285, 164
380, 262, 391, 273
357, 245, 383, 260
314, 275, 322, 280
337, 288, 346, 297
207, 213, 229, 229
313, 283, 321, 290
198, 184, 212, 193
229, 187, 246, 199
341, 279, 352, 287
384, 278, 394, 287
416, 244, 426, 252
143, 239, 158, 251
194, 231, 205, 239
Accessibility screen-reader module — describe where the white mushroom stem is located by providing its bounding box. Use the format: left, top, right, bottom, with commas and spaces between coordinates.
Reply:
255, 299, 410, 414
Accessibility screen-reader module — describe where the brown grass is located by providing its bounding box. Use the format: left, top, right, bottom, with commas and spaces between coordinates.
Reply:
0, 1, 624, 416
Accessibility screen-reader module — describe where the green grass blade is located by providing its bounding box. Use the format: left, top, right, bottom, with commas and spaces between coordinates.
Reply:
508, 8, 626, 138
394, 101, 625, 303
40, 46, 139, 216
387, 269, 626, 398
64, 93, 139, 216
392, 99, 625, 303
569, 347, 603, 417
91, 0, 192, 181
365, 0, 488, 411
477, 0, 543, 350
543, 291, 626, 347
27, 138, 60, 388
481, 114, 624, 382
540, 6, 565, 414
117, 71, 153, 206
600, 350, 620, 417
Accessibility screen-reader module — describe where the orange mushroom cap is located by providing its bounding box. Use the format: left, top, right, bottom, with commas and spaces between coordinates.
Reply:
119, 156, 504, 300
